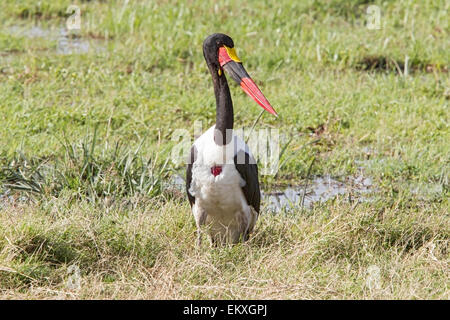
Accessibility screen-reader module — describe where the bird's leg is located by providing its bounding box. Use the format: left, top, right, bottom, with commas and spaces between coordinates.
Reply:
234, 210, 250, 243
197, 230, 202, 247
193, 203, 207, 247
247, 206, 258, 238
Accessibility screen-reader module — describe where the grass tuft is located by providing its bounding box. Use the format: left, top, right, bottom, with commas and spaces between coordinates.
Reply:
1, 131, 170, 203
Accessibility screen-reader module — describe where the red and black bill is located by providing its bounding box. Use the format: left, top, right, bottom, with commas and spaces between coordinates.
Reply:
218, 46, 278, 117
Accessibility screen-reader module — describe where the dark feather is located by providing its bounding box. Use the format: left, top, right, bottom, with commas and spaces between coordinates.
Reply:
186, 145, 197, 207
233, 150, 260, 214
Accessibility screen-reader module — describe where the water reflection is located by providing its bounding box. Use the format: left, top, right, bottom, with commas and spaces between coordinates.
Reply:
166, 174, 375, 213
6, 25, 104, 55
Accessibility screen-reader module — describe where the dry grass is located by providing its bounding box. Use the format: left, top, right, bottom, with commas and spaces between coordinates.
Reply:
0, 195, 447, 299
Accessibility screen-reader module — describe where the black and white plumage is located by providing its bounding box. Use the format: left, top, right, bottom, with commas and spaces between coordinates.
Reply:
186, 34, 277, 245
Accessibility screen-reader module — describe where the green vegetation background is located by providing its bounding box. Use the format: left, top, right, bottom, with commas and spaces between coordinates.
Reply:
0, 0, 448, 299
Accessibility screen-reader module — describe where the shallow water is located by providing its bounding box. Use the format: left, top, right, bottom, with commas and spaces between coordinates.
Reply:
166, 174, 375, 213
6, 25, 104, 55
0, 190, 27, 210
263, 175, 373, 212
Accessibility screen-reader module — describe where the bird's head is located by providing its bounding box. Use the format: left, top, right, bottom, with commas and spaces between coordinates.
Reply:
203, 33, 278, 117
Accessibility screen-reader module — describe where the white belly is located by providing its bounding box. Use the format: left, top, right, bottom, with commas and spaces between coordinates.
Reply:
189, 126, 256, 243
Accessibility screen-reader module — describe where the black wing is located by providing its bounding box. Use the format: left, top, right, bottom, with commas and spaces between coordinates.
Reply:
234, 150, 261, 214
186, 145, 197, 207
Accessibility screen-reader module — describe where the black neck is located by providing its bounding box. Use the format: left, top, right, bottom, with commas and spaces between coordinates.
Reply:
212, 71, 233, 145
202, 34, 236, 146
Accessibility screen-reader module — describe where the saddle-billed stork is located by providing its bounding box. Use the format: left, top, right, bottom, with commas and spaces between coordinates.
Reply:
186, 33, 277, 245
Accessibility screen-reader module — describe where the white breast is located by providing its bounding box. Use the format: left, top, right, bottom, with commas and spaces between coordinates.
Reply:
189, 126, 249, 218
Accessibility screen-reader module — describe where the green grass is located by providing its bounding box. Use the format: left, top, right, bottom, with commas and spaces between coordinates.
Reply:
0, 0, 448, 299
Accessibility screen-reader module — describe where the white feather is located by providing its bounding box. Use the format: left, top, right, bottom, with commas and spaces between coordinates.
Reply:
190, 125, 256, 243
